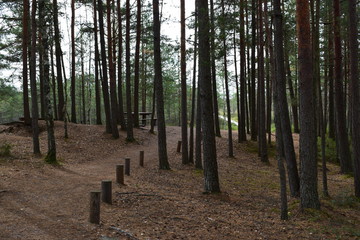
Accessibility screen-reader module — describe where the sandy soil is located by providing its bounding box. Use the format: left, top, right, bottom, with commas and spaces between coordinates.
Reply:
0, 121, 359, 240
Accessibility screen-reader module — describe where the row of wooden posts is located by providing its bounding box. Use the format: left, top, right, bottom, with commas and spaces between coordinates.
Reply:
89, 150, 145, 224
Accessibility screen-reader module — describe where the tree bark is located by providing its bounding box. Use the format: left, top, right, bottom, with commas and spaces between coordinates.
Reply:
133, 0, 141, 128
153, 0, 170, 169
94, 0, 102, 125
117, 0, 126, 130
71, 0, 76, 123
22, 0, 31, 125
30, 0, 40, 154
296, 0, 320, 209
198, 0, 220, 192
250, 0, 257, 141
239, 0, 247, 142
348, 0, 360, 197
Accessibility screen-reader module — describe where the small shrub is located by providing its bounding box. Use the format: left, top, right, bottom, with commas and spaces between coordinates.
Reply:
0, 142, 12, 157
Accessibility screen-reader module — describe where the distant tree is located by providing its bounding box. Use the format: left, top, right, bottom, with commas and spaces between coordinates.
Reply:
30, 0, 40, 154
296, 0, 320, 209
153, 0, 170, 169
22, 0, 30, 126
53, 0, 65, 121
107, 0, 119, 139
348, 0, 360, 197
133, 0, 141, 128
125, 0, 134, 140
98, 0, 112, 134
198, 0, 220, 192
250, 0, 257, 141
93, 0, 102, 125
209, 0, 221, 137
70, 0, 76, 123
180, 0, 189, 164
257, 0, 268, 162
333, 0, 352, 174
117, 0, 126, 130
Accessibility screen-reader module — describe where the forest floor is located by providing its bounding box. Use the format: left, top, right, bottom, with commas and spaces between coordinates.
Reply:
0, 121, 359, 240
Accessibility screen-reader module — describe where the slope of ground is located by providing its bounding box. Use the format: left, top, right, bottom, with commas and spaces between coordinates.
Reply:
0, 121, 359, 239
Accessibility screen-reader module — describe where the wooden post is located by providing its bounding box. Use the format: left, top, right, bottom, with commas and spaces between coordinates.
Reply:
101, 180, 112, 204
139, 150, 144, 167
89, 191, 101, 224
177, 140, 182, 152
125, 158, 130, 176
116, 164, 124, 184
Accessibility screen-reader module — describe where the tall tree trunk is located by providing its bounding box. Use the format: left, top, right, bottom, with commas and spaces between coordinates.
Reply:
153, 0, 170, 169
39, 0, 56, 163
209, 0, 221, 137
333, 0, 352, 174
94, 0, 102, 125
234, 30, 241, 144
125, 0, 135, 140
180, 0, 189, 164
117, 0, 126, 130
327, 0, 335, 139
22, 0, 31, 125
53, 0, 65, 121
273, 0, 300, 198
98, 0, 112, 134
239, 0, 247, 142
30, 0, 40, 154
296, 0, 320, 209
107, 0, 119, 138
198, 0, 220, 192
257, 0, 268, 162
195, 81, 203, 170
81, 44, 86, 124
348, 0, 360, 197
70, 0, 76, 123
189, 3, 198, 164
133, 0, 141, 128
264, 0, 272, 146
250, 0, 257, 141
220, 0, 233, 158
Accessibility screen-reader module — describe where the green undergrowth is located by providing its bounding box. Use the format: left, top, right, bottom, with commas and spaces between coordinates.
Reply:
0, 142, 12, 157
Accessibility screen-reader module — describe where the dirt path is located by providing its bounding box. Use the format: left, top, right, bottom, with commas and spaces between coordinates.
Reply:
0, 122, 359, 240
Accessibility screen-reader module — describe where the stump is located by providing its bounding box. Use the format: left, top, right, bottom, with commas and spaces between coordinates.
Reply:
101, 180, 112, 204
177, 140, 182, 152
125, 158, 130, 176
139, 151, 144, 167
89, 191, 101, 224
116, 165, 124, 184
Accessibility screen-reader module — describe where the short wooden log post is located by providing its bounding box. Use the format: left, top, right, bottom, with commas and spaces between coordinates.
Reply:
177, 140, 182, 152
139, 151, 144, 167
116, 164, 124, 184
89, 191, 101, 224
101, 180, 112, 204
125, 158, 130, 176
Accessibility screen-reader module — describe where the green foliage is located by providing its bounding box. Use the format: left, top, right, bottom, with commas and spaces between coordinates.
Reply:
0, 79, 22, 123
331, 192, 360, 208
0, 142, 12, 157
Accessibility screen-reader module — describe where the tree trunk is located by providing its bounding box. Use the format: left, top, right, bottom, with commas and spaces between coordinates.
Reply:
107, 0, 119, 138
39, 0, 56, 163
198, 0, 220, 192
50, 41, 58, 120
209, 0, 221, 137
333, 0, 352, 174
94, 0, 102, 125
71, 0, 76, 123
53, 0, 65, 121
22, 0, 31, 125
30, 0, 40, 154
250, 0, 257, 141
348, 0, 360, 197
239, 0, 247, 142
257, 0, 268, 162
125, 0, 134, 140
153, 0, 170, 169
98, 0, 112, 134
220, 0, 233, 158
133, 0, 141, 128
180, 0, 189, 164
117, 0, 126, 130
296, 0, 320, 209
